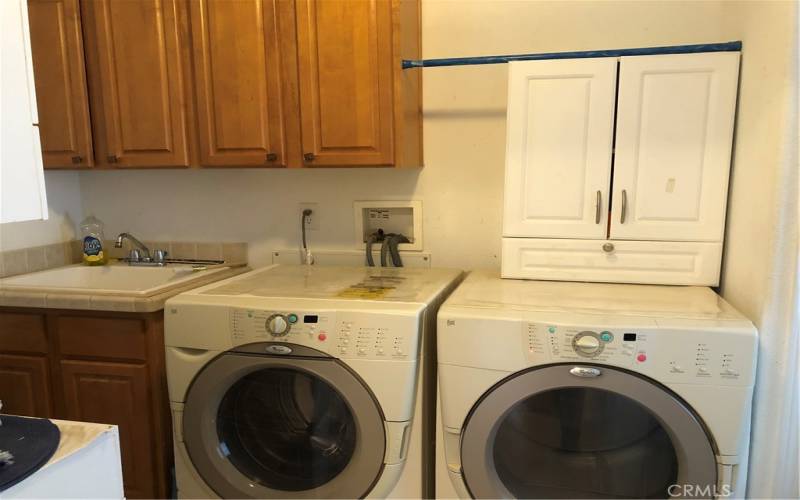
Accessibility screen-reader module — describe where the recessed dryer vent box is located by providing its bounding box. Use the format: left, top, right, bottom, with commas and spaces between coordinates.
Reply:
354, 200, 422, 251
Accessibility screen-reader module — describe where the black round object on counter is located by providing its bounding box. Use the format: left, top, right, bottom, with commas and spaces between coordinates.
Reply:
0, 415, 60, 492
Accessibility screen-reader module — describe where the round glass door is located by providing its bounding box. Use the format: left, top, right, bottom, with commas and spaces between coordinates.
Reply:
492, 388, 677, 498
460, 365, 717, 499
183, 348, 386, 499
216, 368, 357, 491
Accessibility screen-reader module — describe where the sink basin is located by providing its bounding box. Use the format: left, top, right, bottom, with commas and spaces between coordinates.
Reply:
0, 264, 231, 297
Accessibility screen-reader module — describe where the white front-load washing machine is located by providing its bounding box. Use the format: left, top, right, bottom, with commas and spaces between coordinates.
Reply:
165, 264, 462, 499
436, 271, 758, 499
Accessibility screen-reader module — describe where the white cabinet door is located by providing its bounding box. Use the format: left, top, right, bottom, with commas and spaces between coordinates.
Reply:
0, 0, 48, 223
503, 58, 617, 239
610, 52, 739, 241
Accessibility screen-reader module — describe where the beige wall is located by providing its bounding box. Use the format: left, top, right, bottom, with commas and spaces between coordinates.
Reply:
78, 1, 734, 269
0, 171, 83, 251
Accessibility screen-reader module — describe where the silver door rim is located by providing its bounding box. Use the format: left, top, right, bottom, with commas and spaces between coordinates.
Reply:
183, 349, 386, 499
460, 363, 718, 499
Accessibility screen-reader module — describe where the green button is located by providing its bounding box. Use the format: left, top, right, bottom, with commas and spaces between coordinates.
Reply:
600, 331, 613, 342
288, 314, 298, 324
548, 326, 556, 334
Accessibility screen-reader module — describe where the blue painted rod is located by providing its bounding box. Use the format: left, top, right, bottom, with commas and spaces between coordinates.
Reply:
402, 41, 742, 69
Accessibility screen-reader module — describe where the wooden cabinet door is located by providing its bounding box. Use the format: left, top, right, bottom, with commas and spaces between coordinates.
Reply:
610, 52, 739, 242
81, 0, 189, 167
60, 359, 155, 498
0, 354, 52, 417
295, 0, 394, 166
27, 0, 93, 168
190, 0, 286, 167
503, 58, 617, 239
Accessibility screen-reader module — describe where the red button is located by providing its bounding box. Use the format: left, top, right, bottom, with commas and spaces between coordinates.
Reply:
318, 333, 327, 341
637, 353, 647, 362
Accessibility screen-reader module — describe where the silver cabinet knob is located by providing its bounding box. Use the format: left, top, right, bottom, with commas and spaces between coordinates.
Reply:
602, 243, 615, 253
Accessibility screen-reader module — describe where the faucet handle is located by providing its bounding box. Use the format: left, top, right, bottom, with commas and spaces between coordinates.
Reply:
153, 249, 168, 263
128, 249, 142, 262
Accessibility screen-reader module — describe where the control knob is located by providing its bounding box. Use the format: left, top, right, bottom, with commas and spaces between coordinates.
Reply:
266, 314, 290, 337
573, 331, 602, 357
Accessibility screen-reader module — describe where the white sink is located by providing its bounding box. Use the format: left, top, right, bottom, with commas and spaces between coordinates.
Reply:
0, 264, 230, 297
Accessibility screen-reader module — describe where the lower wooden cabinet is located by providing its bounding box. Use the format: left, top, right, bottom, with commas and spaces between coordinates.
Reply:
0, 308, 171, 499
0, 354, 53, 417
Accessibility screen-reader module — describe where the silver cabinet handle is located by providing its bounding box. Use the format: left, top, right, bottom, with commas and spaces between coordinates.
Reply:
620, 189, 628, 224
595, 191, 602, 224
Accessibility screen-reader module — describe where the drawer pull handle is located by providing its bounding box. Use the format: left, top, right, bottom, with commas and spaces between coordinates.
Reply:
303, 153, 315, 162
266, 153, 278, 162
602, 243, 615, 253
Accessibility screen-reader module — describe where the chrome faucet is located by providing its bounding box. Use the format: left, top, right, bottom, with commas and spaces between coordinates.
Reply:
115, 232, 150, 258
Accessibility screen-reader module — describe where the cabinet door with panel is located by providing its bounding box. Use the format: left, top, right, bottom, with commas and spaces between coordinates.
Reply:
295, 0, 395, 166
610, 52, 740, 241
0, 354, 53, 417
60, 359, 155, 499
190, 0, 286, 167
27, 0, 93, 168
503, 58, 617, 239
81, 0, 190, 167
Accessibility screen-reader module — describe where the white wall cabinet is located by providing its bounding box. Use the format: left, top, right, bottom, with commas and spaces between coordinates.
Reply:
0, 0, 48, 224
502, 52, 740, 285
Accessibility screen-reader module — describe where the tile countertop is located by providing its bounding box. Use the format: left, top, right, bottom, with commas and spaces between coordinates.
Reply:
0, 262, 249, 313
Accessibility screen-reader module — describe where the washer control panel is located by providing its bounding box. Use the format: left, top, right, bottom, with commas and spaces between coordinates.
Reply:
335, 313, 413, 360
231, 309, 335, 349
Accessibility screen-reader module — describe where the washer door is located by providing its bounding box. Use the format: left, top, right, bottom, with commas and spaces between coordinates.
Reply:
183, 346, 386, 498
460, 364, 717, 499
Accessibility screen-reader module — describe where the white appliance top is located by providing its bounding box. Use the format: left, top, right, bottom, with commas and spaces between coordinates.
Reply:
444, 270, 750, 322
192, 264, 463, 305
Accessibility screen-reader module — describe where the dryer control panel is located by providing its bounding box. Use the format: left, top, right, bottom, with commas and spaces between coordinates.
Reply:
523, 320, 757, 386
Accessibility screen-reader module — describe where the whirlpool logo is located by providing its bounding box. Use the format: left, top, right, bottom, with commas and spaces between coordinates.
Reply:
668, 484, 732, 497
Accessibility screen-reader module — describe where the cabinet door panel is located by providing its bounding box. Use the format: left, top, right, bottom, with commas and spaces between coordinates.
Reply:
190, 0, 285, 167
60, 360, 154, 498
28, 0, 93, 168
82, 0, 188, 167
611, 53, 739, 241
295, 0, 394, 166
503, 58, 617, 239
0, 354, 52, 417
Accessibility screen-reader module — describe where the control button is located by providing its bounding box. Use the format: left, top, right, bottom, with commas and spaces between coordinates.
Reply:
266, 314, 290, 336
698, 367, 709, 374
724, 368, 739, 376
342, 339, 349, 345
377, 348, 384, 355
636, 353, 647, 363
600, 331, 613, 342
287, 314, 298, 324
395, 348, 404, 355
670, 364, 684, 373
358, 348, 366, 355
339, 347, 347, 354
317, 333, 327, 341
548, 326, 556, 334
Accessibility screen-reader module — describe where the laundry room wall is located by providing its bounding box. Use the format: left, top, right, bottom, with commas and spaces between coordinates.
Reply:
0, 171, 83, 251
77, 0, 734, 269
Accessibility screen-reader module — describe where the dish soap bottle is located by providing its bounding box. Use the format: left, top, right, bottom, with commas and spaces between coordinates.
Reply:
80, 216, 107, 265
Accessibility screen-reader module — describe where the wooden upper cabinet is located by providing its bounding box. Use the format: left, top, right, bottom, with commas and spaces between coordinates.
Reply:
190, 0, 286, 167
81, 0, 190, 167
294, 0, 421, 167
27, 0, 93, 168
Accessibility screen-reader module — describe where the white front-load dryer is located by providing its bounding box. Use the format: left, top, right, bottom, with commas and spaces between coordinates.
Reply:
436, 271, 758, 499
165, 264, 462, 499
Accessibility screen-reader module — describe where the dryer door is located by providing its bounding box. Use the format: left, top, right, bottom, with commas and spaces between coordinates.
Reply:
460, 364, 717, 499
182, 344, 386, 498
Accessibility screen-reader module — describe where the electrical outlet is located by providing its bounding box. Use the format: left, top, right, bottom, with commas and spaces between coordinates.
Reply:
299, 203, 319, 230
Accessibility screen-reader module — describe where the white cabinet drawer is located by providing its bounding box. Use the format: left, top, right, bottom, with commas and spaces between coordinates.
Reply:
501, 238, 722, 285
